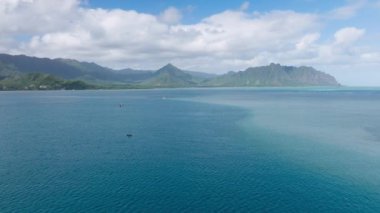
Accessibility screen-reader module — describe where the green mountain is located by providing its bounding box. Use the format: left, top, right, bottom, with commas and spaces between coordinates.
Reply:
0, 54, 212, 84
0, 54, 340, 90
0, 73, 95, 90
0, 54, 120, 82
0, 54, 160, 83
205, 63, 339, 87
141, 64, 198, 87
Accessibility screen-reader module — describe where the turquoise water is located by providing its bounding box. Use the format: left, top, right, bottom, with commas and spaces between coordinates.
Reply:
1, 88, 380, 212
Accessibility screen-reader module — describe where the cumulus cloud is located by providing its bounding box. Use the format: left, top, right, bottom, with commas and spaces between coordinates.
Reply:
0, 0, 79, 34
0, 0, 379, 85
4, 1, 320, 70
159, 7, 182, 24
240, 1, 250, 11
296, 33, 320, 50
334, 27, 365, 45
282, 27, 366, 66
328, 0, 366, 19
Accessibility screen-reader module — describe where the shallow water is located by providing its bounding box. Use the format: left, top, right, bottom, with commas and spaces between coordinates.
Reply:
1, 88, 380, 212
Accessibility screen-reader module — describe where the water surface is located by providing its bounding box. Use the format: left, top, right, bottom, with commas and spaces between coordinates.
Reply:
1, 88, 380, 212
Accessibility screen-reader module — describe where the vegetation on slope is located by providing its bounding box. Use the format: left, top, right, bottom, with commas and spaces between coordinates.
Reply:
204, 63, 339, 87
0, 73, 96, 90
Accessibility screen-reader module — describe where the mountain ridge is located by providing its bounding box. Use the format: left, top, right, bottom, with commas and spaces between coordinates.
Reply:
0, 53, 340, 90
205, 63, 339, 87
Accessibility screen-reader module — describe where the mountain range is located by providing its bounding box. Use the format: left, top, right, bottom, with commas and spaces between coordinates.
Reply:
0, 53, 339, 90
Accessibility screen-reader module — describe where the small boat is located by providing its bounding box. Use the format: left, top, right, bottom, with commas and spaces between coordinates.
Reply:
126, 134, 133, 138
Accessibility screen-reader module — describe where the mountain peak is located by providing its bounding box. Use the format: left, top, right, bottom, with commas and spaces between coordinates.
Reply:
157, 63, 183, 74
160, 63, 178, 70
143, 63, 196, 87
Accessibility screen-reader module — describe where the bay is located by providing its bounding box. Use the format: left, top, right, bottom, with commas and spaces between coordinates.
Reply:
1, 88, 380, 212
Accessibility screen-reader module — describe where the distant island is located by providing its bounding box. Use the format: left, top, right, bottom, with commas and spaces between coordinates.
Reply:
0, 53, 339, 90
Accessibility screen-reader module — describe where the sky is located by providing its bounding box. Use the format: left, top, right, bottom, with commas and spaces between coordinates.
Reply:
1, 0, 380, 86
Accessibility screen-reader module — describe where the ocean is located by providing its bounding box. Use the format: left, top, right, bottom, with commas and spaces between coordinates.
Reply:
1, 88, 380, 212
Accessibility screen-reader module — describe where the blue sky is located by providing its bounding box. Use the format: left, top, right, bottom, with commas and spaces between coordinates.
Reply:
1, 0, 380, 85
87, 0, 344, 17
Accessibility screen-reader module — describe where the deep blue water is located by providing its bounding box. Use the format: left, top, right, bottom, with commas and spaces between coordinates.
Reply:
1, 88, 380, 212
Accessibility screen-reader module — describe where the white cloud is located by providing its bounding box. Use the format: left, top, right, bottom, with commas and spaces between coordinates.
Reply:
296, 33, 320, 50
0, 0, 79, 34
0, 0, 33, 12
8, 3, 320, 70
328, 0, 366, 19
334, 27, 365, 45
0, 0, 380, 85
159, 7, 182, 24
361, 52, 380, 61
240, 1, 250, 11
283, 27, 367, 67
